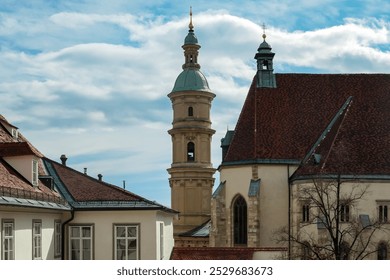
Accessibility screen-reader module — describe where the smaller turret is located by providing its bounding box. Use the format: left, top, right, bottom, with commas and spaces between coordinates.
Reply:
254, 25, 277, 88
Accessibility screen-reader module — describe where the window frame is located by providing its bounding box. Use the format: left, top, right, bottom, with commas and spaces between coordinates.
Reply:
68, 224, 94, 260
32, 220, 42, 260
2, 219, 15, 260
378, 204, 388, 223
54, 220, 62, 258
113, 224, 140, 260
159, 222, 164, 260
340, 203, 350, 222
302, 203, 310, 223
32, 159, 38, 186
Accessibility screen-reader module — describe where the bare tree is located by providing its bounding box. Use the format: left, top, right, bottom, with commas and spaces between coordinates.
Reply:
276, 175, 389, 260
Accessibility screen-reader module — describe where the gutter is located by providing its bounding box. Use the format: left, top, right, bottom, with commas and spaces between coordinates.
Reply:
61, 209, 74, 260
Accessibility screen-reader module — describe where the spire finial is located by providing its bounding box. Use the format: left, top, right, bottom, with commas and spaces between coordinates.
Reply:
262, 23, 267, 40
189, 6, 194, 31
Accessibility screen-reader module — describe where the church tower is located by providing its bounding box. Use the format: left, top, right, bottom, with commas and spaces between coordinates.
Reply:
167, 9, 216, 246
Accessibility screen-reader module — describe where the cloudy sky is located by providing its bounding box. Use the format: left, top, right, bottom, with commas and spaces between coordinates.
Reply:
1, 0, 389, 207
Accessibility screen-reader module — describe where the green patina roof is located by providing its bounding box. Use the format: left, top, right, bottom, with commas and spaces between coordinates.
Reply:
171, 68, 211, 93
184, 30, 198, 45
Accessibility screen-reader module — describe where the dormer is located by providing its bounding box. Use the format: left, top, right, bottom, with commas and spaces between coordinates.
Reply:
11, 127, 19, 140
0, 115, 19, 140
0, 142, 40, 187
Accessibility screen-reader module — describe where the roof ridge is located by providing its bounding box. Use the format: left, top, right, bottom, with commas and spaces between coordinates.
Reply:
291, 96, 354, 180
301, 96, 353, 165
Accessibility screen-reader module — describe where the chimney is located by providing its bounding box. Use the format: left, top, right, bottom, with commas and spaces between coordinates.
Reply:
84, 168, 87, 175
98, 174, 103, 181
60, 154, 68, 166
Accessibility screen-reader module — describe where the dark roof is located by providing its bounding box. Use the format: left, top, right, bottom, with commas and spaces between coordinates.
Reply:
43, 158, 177, 212
170, 247, 286, 260
0, 142, 37, 157
223, 74, 390, 177
221, 130, 234, 147
179, 220, 210, 237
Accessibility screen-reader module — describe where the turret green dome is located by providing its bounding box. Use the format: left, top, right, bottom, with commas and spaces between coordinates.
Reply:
171, 69, 211, 93
184, 30, 199, 45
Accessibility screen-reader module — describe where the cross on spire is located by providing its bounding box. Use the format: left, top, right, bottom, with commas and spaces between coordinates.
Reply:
262, 23, 267, 40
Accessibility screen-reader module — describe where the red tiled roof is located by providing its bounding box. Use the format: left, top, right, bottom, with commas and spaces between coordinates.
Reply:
0, 142, 36, 157
0, 115, 44, 158
0, 158, 63, 202
48, 158, 149, 202
224, 74, 390, 176
0, 115, 62, 202
170, 247, 286, 260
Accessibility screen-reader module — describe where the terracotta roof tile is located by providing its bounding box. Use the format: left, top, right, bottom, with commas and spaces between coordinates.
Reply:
44, 158, 177, 213
0, 142, 36, 157
0, 115, 64, 204
47, 158, 144, 201
0, 158, 64, 203
170, 247, 286, 260
224, 74, 390, 176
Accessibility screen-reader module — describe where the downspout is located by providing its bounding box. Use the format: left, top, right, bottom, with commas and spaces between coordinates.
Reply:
287, 165, 291, 259
62, 209, 75, 260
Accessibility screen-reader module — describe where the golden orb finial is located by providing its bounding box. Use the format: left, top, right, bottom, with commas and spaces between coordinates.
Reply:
262, 23, 267, 40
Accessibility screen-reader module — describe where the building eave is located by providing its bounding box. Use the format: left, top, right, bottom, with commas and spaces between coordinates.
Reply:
220, 158, 301, 168
0, 196, 71, 211
291, 174, 390, 183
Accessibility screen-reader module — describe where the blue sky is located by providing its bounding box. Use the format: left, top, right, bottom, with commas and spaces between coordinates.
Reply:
1, 0, 389, 207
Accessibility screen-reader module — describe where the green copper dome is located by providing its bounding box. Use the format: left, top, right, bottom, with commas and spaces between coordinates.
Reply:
171, 68, 211, 93
184, 30, 199, 45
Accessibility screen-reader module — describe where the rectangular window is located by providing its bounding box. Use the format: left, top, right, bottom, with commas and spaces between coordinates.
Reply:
32, 220, 42, 260
340, 204, 350, 222
159, 223, 164, 260
54, 221, 62, 258
379, 205, 388, 223
302, 204, 310, 222
69, 225, 93, 260
32, 159, 38, 186
2, 220, 15, 260
114, 225, 139, 260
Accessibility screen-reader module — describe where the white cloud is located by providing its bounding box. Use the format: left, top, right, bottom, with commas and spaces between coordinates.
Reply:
1, 4, 390, 206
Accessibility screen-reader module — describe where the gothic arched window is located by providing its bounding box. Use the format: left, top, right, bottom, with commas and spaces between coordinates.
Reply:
233, 195, 247, 245
187, 142, 195, 162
